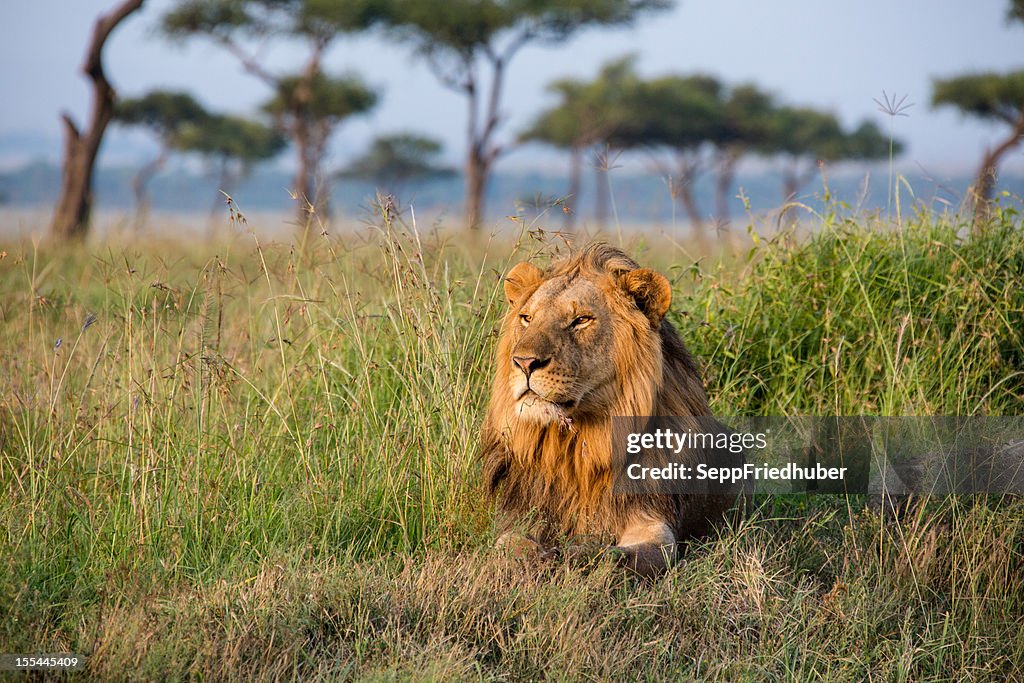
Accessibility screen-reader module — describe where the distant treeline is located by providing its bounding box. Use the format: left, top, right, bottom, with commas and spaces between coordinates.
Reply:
3, 159, 1017, 225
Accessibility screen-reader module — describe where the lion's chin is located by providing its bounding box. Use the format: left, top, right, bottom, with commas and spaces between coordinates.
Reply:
514, 391, 576, 425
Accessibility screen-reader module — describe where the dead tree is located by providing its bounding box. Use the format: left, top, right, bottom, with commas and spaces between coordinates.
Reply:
50, 0, 145, 241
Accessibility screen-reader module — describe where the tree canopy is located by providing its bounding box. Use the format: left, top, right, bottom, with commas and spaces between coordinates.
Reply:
519, 56, 641, 151
382, 0, 672, 57
115, 91, 209, 143
932, 69, 1024, 222
932, 71, 1024, 124
718, 84, 778, 153
768, 107, 845, 161
613, 73, 724, 151
163, 0, 337, 44
1009, 0, 1024, 23
341, 133, 455, 186
262, 71, 378, 127
843, 121, 896, 160
177, 114, 286, 166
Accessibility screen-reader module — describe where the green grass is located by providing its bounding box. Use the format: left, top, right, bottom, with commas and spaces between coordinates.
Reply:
1, 201, 1023, 680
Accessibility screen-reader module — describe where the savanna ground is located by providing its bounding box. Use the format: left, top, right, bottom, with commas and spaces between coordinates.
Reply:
1, 194, 1023, 681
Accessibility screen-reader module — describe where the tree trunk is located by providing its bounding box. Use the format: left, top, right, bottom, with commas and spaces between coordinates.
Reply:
778, 167, 800, 225
287, 38, 326, 225
293, 117, 314, 222
594, 161, 608, 231
131, 148, 166, 232
564, 145, 582, 232
464, 51, 509, 231
669, 153, 705, 244
49, 0, 144, 242
779, 158, 814, 225
311, 120, 332, 220
465, 145, 491, 231
291, 96, 315, 223
290, 122, 330, 224
207, 156, 237, 236
971, 111, 1024, 230
676, 181, 706, 245
781, 166, 799, 206
714, 147, 740, 228
781, 157, 821, 205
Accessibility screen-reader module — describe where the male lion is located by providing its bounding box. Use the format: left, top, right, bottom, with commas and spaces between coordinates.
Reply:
479, 242, 744, 577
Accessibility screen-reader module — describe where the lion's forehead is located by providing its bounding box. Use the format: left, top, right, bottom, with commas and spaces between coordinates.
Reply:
526, 276, 608, 315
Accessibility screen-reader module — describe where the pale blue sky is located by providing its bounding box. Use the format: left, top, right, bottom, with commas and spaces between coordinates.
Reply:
2, 0, 1022, 174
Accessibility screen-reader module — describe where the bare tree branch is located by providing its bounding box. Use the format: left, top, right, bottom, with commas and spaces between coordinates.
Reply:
214, 33, 279, 86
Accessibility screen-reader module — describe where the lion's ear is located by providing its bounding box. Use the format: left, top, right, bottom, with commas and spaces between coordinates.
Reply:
503, 262, 543, 305
621, 268, 672, 327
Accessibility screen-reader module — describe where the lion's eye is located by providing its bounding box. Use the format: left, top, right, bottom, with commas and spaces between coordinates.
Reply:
570, 315, 594, 330
520, 313, 532, 327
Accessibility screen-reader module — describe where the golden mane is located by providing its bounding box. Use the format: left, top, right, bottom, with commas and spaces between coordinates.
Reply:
479, 244, 737, 572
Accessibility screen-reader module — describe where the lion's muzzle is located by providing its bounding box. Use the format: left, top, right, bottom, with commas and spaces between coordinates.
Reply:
512, 355, 550, 379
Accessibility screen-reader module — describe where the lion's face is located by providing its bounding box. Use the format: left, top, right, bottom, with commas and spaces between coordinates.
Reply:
499, 254, 672, 425
507, 274, 618, 423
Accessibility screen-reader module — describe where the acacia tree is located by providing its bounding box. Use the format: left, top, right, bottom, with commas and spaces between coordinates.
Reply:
932, 71, 1024, 223
50, 0, 145, 241
176, 113, 286, 222
769, 107, 844, 203
843, 121, 893, 163
115, 90, 209, 227
711, 84, 776, 226
766, 107, 894, 204
162, 0, 381, 221
340, 133, 454, 193
1011, 0, 1024, 22
763, 107, 896, 225
613, 73, 724, 240
519, 57, 640, 230
261, 70, 377, 216
519, 80, 591, 229
372, 0, 671, 230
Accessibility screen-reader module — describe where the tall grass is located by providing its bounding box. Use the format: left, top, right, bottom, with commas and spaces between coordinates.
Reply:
0, 201, 1022, 679
679, 206, 1024, 416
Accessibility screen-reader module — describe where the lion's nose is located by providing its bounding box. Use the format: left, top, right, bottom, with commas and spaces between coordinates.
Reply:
513, 355, 550, 378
